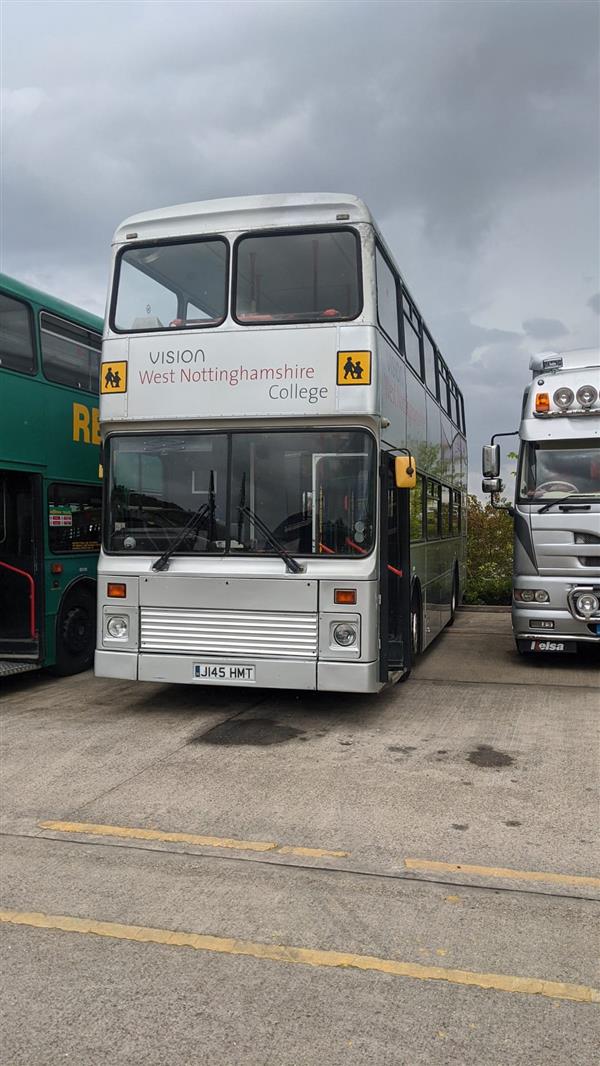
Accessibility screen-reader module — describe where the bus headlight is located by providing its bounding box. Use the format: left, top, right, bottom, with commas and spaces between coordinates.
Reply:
574, 592, 599, 617
333, 622, 357, 647
107, 615, 129, 639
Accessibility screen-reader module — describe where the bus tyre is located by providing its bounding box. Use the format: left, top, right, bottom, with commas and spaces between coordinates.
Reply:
52, 586, 96, 676
515, 638, 532, 657
447, 570, 459, 627
400, 589, 421, 683
410, 588, 422, 658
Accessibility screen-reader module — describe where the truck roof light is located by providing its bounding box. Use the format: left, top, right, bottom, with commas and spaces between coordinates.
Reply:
553, 387, 574, 409
576, 384, 598, 408
535, 392, 550, 413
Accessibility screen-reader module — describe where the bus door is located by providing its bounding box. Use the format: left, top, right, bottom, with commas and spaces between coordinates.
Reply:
0, 471, 42, 660
379, 454, 412, 681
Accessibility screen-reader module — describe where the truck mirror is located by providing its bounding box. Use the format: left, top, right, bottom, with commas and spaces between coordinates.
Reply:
482, 477, 504, 494
482, 444, 500, 479
395, 455, 417, 489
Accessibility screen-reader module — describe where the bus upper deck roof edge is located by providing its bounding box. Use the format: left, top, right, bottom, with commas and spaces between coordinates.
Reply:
112, 193, 374, 243
0, 271, 103, 333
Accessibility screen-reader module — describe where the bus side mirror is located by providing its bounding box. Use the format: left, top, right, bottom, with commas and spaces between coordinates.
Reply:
395, 455, 417, 489
482, 477, 504, 494
482, 444, 500, 479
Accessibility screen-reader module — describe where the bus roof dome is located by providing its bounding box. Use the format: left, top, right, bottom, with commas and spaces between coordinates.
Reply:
113, 193, 373, 243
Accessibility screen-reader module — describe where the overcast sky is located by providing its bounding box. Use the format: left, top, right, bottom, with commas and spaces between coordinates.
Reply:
2, 0, 599, 492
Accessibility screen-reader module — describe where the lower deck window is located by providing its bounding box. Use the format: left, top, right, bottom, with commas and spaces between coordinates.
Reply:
48, 483, 102, 553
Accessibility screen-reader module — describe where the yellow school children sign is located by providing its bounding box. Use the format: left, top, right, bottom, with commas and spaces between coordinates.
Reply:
100, 361, 127, 394
336, 351, 371, 386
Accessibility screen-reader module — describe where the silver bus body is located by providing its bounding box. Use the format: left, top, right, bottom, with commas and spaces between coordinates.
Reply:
95, 195, 467, 692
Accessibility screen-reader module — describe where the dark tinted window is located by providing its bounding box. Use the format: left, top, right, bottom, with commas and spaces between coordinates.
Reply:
453, 490, 462, 533
441, 485, 451, 536
427, 480, 441, 538
0, 292, 35, 374
235, 229, 360, 323
410, 474, 425, 540
376, 247, 399, 346
437, 359, 451, 415
41, 313, 101, 392
48, 483, 102, 553
403, 315, 422, 377
450, 383, 461, 427
423, 333, 437, 395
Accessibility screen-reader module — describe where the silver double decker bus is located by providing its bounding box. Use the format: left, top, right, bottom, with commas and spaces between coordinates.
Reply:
95, 194, 467, 692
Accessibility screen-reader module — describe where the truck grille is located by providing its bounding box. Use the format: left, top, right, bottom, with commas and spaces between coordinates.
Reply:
140, 607, 318, 659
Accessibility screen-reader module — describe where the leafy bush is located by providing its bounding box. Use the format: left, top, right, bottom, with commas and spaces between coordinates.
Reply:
464, 495, 513, 605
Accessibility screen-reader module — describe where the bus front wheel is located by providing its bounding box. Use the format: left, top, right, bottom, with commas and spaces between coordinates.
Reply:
52, 586, 96, 676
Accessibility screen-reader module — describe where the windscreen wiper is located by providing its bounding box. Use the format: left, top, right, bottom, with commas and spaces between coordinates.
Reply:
538, 493, 595, 514
238, 503, 303, 574
151, 502, 209, 571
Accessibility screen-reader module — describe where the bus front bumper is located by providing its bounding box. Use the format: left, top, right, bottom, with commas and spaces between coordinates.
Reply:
95, 650, 383, 693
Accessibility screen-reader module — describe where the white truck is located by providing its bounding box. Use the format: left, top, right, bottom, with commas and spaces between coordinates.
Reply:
482, 347, 600, 654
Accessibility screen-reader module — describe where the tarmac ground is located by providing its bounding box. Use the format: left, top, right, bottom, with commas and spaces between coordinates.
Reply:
1, 609, 599, 1064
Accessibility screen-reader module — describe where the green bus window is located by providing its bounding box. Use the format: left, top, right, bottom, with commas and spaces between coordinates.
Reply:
376, 247, 399, 347
41, 313, 101, 392
441, 485, 451, 536
0, 292, 35, 374
426, 480, 440, 539
410, 475, 425, 541
48, 483, 102, 554
0, 478, 6, 543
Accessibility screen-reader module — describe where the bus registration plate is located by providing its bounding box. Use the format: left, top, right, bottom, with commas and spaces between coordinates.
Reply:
194, 663, 255, 683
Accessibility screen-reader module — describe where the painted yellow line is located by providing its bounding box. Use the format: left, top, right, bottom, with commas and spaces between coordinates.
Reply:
405, 858, 600, 890
38, 821, 349, 861
1, 908, 598, 1004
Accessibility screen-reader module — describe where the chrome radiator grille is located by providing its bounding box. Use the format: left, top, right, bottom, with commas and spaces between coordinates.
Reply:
140, 607, 318, 659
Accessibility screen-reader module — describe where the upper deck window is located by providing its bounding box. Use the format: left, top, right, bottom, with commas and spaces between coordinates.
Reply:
41, 313, 101, 392
113, 239, 228, 333
234, 229, 360, 324
0, 292, 35, 374
375, 247, 399, 347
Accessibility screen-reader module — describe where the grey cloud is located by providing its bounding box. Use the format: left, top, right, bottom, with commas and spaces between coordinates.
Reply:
588, 293, 600, 314
3, 0, 599, 266
522, 317, 568, 339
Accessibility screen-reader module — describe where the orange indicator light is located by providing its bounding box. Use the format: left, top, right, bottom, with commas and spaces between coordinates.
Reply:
334, 589, 357, 605
107, 582, 126, 598
535, 392, 550, 413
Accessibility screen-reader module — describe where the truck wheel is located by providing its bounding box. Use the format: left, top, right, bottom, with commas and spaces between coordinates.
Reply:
52, 586, 96, 676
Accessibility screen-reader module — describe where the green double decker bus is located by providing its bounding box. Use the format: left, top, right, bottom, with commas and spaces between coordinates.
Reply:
0, 273, 103, 677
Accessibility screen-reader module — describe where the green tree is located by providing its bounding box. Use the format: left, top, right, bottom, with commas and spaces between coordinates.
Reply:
464, 495, 513, 604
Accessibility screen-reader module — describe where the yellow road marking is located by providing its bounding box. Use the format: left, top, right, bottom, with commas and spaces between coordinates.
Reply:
38, 821, 349, 861
1, 908, 598, 1004
405, 858, 600, 890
